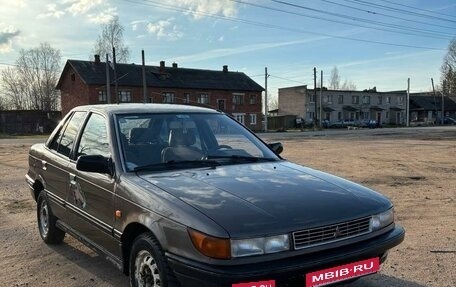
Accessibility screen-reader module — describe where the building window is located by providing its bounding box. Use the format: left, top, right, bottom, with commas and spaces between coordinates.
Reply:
386, 96, 391, 104
233, 113, 245, 124
119, 91, 131, 102
363, 111, 370, 119
308, 112, 315, 121
148, 97, 153, 103
184, 93, 190, 104
352, 96, 359, 104
71, 73, 75, 81
98, 90, 107, 102
338, 95, 344, 104
398, 96, 404, 105
338, 111, 342, 120
325, 112, 331, 120
378, 95, 383, 104
308, 94, 316, 103
386, 112, 390, 119
197, 93, 209, 104
162, 92, 175, 103
249, 95, 257, 105
250, 114, 257, 125
362, 96, 370, 104
324, 94, 332, 104
217, 99, 226, 111
233, 93, 244, 105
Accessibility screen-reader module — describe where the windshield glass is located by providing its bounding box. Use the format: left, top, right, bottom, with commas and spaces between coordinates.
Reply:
116, 112, 279, 171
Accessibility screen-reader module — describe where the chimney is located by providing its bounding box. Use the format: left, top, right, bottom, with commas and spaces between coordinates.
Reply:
172, 62, 178, 68
94, 54, 101, 63
159, 61, 165, 73
223, 65, 228, 73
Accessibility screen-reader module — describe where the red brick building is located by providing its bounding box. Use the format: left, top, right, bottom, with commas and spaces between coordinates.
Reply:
56, 56, 264, 131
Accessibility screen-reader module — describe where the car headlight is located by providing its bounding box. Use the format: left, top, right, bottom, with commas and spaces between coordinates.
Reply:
371, 208, 394, 231
231, 234, 290, 258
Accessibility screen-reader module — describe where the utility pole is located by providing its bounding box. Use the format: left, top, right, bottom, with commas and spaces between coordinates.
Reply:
442, 80, 446, 125
264, 67, 269, 132
105, 53, 111, 104
431, 78, 437, 124
320, 70, 323, 128
313, 67, 317, 129
406, 78, 410, 127
142, 50, 147, 103
113, 47, 119, 104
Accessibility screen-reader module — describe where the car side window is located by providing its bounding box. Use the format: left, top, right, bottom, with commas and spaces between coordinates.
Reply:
51, 112, 87, 157
77, 113, 110, 158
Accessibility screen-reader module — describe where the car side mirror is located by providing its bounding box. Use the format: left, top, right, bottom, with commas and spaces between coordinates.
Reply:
269, 142, 283, 155
76, 155, 113, 176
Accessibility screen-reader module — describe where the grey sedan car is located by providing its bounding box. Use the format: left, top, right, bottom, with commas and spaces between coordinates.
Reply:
26, 104, 404, 287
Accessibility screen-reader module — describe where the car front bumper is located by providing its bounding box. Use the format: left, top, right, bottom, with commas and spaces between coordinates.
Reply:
167, 225, 405, 287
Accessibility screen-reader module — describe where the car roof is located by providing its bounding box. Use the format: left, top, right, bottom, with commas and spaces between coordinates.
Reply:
71, 103, 221, 116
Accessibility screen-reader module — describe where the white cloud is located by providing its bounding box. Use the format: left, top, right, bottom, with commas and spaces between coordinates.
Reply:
0, 25, 20, 53
168, 0, 238, 19
88, 7, 117, 24
37, 4, 65, 19
147, 18, 183, 41
66, 0, 105, 16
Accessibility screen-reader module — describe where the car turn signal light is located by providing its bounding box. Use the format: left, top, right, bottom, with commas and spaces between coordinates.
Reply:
188, 229, 231, 259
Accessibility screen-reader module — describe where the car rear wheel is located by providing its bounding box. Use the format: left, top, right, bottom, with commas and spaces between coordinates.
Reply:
129, 233, 177, 287
37, 192, 65, 244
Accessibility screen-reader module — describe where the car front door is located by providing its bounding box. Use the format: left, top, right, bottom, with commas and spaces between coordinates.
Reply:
44, 111, 87, 221
67, 112, 118, 257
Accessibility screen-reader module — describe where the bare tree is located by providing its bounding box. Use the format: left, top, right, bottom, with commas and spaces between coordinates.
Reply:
0, 43, 61, 111
441, 38, 456, 97
341, 80, 357, 90
92, 16, 130, 63
328, 66, 340, 90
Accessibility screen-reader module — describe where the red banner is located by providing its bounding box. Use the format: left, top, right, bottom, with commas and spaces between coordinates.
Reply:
232, 280, 276, 287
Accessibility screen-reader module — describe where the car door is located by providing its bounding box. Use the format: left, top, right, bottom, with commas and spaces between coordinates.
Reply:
66, 112, 118, 257
43, 111, 87, 221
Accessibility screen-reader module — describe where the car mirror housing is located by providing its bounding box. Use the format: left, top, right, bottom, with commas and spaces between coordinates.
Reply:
269, 142, 283, 155
76, 155, 113, 176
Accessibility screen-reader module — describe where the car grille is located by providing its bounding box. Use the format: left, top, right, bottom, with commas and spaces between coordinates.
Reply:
293, 217, 371, 249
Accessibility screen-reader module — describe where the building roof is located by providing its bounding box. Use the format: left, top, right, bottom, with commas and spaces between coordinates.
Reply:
410, 95, 456, 111
56, 60, 264, 92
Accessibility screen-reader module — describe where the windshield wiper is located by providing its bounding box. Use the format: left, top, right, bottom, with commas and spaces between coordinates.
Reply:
206, 155, 277, 163
134, 160, 220, 172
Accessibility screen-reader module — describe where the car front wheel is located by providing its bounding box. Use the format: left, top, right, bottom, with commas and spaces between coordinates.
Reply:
129, 233, 177, 287
37, 192, 65, 244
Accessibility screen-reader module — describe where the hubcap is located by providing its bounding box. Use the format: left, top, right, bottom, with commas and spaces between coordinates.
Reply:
39, 200, 49, 237
135, 250, 161, 287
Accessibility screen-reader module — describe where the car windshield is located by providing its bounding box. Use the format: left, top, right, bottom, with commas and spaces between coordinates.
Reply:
116, 112, 279, 172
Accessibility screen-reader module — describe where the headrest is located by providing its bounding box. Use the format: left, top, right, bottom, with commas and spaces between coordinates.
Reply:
168, 129, 196, 146
129, 128, 152, 144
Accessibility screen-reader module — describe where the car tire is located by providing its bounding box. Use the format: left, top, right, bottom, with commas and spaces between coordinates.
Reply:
37, 192, 65, 244
129, 233, 178, 287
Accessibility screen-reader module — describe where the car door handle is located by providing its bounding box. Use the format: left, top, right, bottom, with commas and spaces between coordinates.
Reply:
41, 160, 47, 170
69, 173, 76, 186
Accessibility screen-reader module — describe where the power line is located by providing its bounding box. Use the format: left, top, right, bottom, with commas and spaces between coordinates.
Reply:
342, 0, 456, 23
318, 0, 456, 30
269, 74, 307, 85
265, 0, 455, 38
378, 0, 456, 19
121, 0, 446, 51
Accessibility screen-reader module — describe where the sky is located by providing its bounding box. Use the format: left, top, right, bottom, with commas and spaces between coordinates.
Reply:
0, 0, 455, 102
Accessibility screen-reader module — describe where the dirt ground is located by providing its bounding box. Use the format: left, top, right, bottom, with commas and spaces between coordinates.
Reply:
0, 128, 455, 287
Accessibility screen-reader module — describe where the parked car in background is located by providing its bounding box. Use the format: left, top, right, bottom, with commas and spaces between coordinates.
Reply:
443, 116, 456, 125
360, 119, 378, 129
26, 104, 404, 287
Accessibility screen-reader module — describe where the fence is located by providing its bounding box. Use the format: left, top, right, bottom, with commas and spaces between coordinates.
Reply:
0, 110, 61, 134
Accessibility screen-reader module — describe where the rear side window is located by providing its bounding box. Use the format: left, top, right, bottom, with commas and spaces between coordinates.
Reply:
77, 113, 110, 158
51, 112, 87, 157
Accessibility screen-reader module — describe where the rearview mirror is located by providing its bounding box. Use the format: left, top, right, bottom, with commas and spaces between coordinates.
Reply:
76, 155, 113, 176
268, 142, 283, 155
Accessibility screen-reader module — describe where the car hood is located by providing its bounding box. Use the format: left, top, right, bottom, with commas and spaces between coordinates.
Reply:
139, 161, 391, 238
